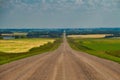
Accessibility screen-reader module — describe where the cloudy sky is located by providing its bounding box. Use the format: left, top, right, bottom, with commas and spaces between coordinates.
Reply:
0, 0, 120, 28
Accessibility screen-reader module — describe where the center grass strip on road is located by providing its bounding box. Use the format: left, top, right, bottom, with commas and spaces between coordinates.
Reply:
0, 38, 62, 65
67, 38, 120, 63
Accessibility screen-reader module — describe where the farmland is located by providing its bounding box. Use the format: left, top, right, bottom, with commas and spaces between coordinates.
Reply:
0, 38, 62, 65
68, 38, 120, 63
67, 34, 112, 38
0, 33, 120, 80
0, 38, 54, 53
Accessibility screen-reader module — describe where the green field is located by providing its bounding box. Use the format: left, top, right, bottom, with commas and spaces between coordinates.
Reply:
0, 38, 54, 53
0, 38, 62, 65
68, 38, 120, 63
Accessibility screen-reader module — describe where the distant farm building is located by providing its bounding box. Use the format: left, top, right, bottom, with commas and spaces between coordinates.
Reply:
1, 34, 15, 39
1, 33, 28, 39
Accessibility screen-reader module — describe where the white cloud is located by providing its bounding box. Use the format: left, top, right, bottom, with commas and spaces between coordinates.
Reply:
1, 0, 119, 13
75, 0, 83, 5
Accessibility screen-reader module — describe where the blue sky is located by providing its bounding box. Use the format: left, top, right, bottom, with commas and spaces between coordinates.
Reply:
0, 0, 120, 28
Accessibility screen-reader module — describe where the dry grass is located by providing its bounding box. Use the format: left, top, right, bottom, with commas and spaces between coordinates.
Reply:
0, 38, 54, 53
68, 34, 112, 38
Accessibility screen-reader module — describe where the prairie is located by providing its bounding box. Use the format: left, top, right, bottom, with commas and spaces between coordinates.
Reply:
0, 38, 54, 53
68, 38, 120, 63
68, 34, 112, 38
0, 38, 61, 65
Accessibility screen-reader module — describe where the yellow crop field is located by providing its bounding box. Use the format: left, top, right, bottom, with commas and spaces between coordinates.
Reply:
68, 34, 112, 38
0, 38, 54, 53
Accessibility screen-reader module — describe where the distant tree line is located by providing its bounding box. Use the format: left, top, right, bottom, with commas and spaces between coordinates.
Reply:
0, 28, 120, 39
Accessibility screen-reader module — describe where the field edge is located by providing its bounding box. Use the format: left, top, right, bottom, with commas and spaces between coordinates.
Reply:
0, 38, 62, 65
67, 38, 120, 64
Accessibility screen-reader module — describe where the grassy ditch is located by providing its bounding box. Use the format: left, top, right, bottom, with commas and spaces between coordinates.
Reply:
0, 38, 62, 65
68, 38, 120, 63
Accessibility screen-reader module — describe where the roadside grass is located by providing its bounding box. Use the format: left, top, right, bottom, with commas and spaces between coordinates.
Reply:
0, 38, 54, 53
68, 38, 120, 63
0, 38, 62, 65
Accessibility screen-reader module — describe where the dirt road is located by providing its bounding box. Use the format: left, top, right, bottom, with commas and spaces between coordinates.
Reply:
0, 33, 120, 80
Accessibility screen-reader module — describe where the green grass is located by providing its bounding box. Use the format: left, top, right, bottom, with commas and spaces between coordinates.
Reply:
0, 38, 62, 65
77, 38, 120, 51
68, 38, 120, 63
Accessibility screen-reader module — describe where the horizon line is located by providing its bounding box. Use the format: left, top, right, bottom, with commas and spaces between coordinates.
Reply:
0, 27, 120, 29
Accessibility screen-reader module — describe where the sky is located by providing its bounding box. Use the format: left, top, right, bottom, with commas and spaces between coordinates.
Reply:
0, 0, 120, 28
